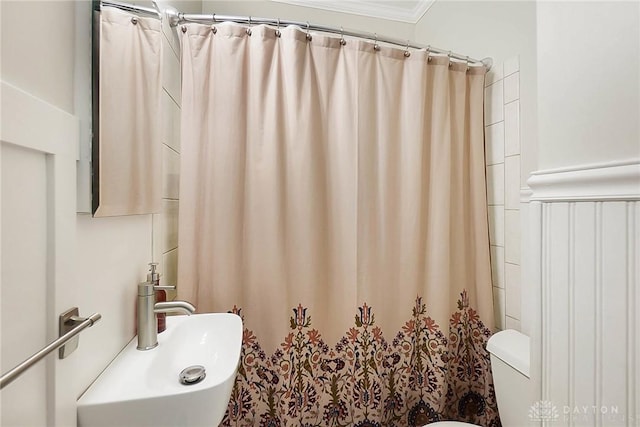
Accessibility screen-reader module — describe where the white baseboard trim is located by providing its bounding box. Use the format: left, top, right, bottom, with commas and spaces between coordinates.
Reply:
527, 159, 640, 202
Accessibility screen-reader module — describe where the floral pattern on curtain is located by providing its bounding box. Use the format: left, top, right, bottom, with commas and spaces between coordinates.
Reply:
222, 291, 498, 427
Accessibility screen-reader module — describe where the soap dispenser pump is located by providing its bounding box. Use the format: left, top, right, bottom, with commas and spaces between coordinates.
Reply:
147, 262, 166, 333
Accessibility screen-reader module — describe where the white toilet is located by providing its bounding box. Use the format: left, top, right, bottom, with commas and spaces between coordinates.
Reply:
427, 329, 532, 427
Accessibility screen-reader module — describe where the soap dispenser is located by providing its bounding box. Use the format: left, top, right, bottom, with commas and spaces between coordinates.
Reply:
147, 262, 166, 333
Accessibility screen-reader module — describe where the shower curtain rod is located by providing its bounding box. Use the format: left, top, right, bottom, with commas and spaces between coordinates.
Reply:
99, 0, 161, 19
165, 9, 493, 70
98, 1, 491, 69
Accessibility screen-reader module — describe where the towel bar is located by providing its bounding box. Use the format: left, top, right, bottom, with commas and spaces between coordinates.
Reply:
0, 308, 101, 389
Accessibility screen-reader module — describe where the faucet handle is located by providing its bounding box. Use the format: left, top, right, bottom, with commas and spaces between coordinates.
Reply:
154, 285, 176, 291
137, 282, 175, 296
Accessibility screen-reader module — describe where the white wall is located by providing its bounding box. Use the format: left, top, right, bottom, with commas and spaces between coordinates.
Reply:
73, 215, 152, 393
0, 1, 76, 112
537, 1, 640, 170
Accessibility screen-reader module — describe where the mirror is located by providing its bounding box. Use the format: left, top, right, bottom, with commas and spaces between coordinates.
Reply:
90, 0, 163, 217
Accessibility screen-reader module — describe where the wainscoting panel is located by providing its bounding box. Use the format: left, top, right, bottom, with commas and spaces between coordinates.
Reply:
529, 160, 639, 427
571, 202, 596, 418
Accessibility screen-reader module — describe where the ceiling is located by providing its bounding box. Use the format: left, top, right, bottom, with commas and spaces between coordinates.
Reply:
270, 0, 436, 24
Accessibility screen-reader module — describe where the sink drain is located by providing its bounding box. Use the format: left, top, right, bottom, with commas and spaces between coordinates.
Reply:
179, 365, 206, 385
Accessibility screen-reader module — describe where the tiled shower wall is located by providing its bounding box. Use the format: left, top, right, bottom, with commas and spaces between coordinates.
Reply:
152, 15, 182, 292
484, 56, 522, 331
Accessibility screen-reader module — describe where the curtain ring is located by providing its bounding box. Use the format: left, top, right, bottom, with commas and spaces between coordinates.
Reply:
448, 51, 453, 67
181, 25, 187, 33
275, 18, 281, 38
247, 16, 252, 36
373, 33, 380, 51
466, 56, 470, 72
130, 16, 138, 25
404, 39, 411, 57
426, 45, 431, 62
306, 21, 312, 41
340, 26, 346, 46
211, 13, 216, 22
210, 24, 217, 34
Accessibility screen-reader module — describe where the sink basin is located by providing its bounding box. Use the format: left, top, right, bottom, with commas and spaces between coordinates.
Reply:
78, 313, 242, 427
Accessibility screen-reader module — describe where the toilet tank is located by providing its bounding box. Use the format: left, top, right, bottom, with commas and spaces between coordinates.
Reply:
487, 330, 533, 427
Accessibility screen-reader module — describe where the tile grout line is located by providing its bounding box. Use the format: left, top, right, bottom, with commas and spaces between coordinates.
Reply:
163, 142, 180, 155
484, 120, 505, 127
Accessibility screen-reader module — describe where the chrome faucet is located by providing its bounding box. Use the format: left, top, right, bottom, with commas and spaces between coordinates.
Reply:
137, 282, 196, 350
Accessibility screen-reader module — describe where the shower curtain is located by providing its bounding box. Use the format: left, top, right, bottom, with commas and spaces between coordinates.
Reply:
178, 23, 498, 427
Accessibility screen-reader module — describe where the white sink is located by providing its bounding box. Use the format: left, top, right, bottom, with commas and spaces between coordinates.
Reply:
78, 313, 242, 427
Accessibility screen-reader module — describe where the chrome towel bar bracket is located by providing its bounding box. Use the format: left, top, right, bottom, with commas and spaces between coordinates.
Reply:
0, 307, 101, 390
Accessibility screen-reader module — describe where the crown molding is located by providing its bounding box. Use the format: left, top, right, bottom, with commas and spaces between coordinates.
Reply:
269, 0, 435, 24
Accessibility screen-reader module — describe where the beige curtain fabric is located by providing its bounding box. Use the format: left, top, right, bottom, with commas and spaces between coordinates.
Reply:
95, 7, 162, 217
356, 47, 493, 333
179, 23, 496, 426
